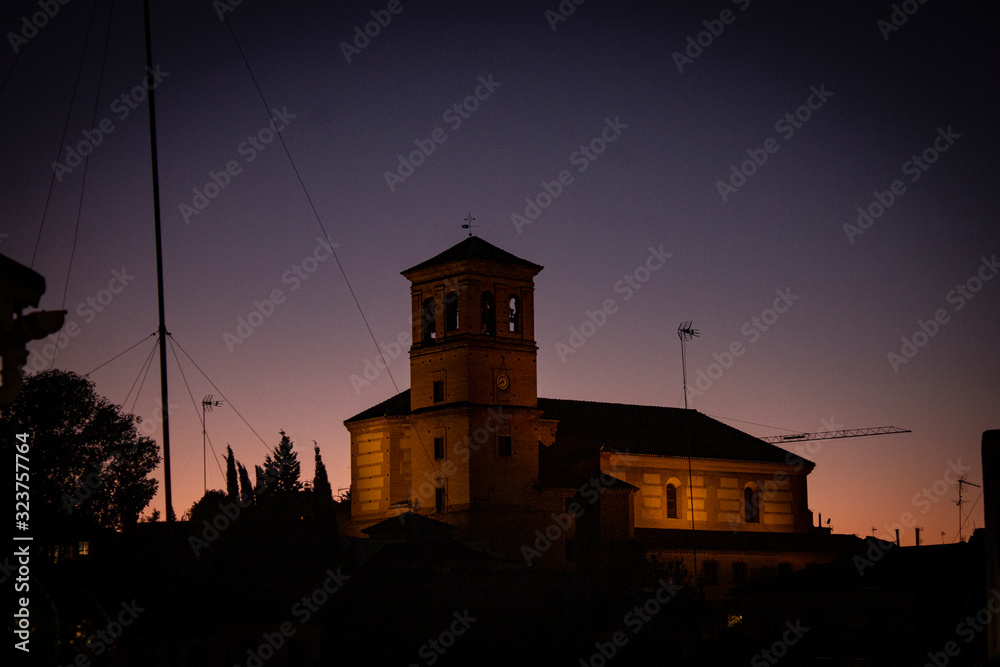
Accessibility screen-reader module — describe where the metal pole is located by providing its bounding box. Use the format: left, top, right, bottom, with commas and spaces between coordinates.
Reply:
681, 336, 688, 409
144, 0, 173, 522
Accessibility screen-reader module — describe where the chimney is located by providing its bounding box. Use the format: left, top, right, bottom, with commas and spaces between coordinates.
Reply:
895, 529, 900, 547
915, 527, 921, 546
982, 429, 1000, 661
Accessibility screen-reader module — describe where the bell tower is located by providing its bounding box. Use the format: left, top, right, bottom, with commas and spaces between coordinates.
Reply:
402, 236, 542, 412
400, 237, 553, 531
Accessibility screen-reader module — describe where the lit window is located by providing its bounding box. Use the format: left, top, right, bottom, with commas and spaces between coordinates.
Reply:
421, 297, 436, 343
507, 294, 520, 333
78, 542, 89, 556
665, 483, 678, 519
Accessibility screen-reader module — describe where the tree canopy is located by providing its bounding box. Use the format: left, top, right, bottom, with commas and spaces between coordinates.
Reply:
0, 369, 160, 532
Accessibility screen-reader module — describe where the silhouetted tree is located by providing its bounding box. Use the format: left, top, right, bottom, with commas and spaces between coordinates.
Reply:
183, 490, 228, 523
237, 462, 254, 507
0, 370, 160, 532
254, 465, 266, 493
313, 441, 333, 505
225, 445, 239, 501
262, 430, 302, 497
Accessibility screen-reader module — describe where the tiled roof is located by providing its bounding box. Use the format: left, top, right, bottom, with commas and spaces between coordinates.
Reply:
345, 391, 810, 469
537, 398, 809, 466
402, 236, 542, 274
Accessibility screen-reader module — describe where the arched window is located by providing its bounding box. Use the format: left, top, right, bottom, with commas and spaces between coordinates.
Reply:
744, 486, 760, 523
508, 294, 520, 333
445, 291, 459, 331
480, 291, 496, 336
420, 297, 436, 343
665, 483, 678, 519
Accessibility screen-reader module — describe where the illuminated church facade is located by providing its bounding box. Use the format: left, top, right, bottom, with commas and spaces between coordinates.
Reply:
344, 237, 854, 588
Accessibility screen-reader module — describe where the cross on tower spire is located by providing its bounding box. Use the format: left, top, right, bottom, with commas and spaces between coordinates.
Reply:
462, 214, 478, 237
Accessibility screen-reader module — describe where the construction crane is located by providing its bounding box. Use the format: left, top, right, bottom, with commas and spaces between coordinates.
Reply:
760, 426, 910, 444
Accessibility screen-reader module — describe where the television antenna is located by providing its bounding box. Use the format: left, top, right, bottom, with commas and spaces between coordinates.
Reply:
201, 395, 224, 494
957, 477, 980, 542
677, 321, 699, 409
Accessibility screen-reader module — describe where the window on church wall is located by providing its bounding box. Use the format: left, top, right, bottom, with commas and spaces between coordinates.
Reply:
445, 291, 459, 331
507, 294, 520, 333
435, 487, 445, 513
665, 483, 678, 519
480, 291, 496, 336
497, 435, 512, 457
433, 381, 445, 403
744, 486, 760, 523
421, 297, 437, 343
433, 437, 445, 460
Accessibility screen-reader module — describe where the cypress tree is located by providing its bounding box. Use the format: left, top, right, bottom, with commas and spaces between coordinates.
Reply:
225, 445, 239, 501
313, 442, 333, 505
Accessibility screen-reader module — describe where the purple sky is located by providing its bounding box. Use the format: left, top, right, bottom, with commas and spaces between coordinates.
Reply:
2, 0, 997, 542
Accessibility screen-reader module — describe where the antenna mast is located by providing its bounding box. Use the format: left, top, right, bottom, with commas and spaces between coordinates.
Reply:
201, 395, 224, 494
957, 477, 980, 542
677, 321, 699, 409
144, 0, 174, 522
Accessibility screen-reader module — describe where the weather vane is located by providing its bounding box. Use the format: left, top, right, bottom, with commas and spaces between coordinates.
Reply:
462, 214, 478, 237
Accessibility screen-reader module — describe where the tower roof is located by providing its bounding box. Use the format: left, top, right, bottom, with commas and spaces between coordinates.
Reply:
401, 236, 542, 276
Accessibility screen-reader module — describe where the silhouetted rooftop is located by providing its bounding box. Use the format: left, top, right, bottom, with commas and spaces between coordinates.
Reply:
345, 391, 808, 469
401, 236, 542, 275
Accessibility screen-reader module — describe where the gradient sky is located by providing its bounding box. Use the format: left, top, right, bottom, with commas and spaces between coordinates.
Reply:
2, 0, 996, 543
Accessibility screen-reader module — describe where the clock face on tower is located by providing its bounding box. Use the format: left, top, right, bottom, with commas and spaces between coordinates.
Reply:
496, 373, 510, 391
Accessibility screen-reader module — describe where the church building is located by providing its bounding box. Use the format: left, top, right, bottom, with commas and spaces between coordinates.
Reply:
344, 237, 858, 591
